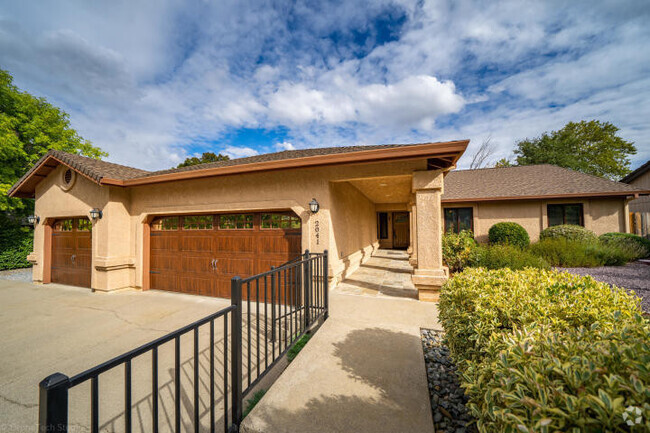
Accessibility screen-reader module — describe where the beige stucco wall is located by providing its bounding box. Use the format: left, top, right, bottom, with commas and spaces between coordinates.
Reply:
443, 197, 628, 243
627, 170, 650, 213
31, 159, 425, 291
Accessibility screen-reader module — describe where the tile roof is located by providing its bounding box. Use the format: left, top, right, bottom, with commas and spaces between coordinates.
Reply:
443, 164, 645, 201
142, 143, 434, 177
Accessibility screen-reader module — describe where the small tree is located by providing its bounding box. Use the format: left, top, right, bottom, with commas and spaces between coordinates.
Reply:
177, 152, 230, 168
0, 69, 105, 217
513, 120, 636, 180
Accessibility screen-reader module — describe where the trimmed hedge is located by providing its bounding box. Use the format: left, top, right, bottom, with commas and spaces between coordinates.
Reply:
0, 229, 33, 271
600, 232, 650, 259
469, 244, 550, 270
439, 268, 647, 432
539, 224, 597, 243
488, 222, 530, 248
442, 230, 477, 273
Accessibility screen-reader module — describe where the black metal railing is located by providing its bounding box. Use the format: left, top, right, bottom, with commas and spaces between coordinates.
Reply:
38, 250, 328, 433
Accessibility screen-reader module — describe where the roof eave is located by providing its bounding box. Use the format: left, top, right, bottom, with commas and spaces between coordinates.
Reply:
101, 140, 469, 188
441, 190, 649, 203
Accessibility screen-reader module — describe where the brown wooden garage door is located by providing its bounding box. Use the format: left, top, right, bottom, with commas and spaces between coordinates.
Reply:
149, 212, 302, 298
51, 217, 92, 288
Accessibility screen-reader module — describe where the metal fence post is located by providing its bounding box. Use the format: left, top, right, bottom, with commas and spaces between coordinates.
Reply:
270, 266, 276, 343
323, 250, 329, 320
230, 277, 243, 431
39, 372, 69, 433
303, 250, 311, 329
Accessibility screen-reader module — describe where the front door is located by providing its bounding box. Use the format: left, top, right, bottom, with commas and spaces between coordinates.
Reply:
51, 217, 92, 288
392, 212, 410, 249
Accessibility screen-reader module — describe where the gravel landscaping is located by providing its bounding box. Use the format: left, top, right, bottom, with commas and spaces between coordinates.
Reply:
421, 329, 477, 433
559, 261, 650, 313
0, 267, 32, 282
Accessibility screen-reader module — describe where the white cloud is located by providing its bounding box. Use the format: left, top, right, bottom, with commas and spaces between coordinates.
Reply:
0, 0, 649, 171
275, 141, 295, 151
223, 145, 259, 159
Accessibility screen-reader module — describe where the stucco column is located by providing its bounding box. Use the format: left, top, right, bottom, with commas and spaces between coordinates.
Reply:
408, 197, 417, 266
411, 170, 448, 302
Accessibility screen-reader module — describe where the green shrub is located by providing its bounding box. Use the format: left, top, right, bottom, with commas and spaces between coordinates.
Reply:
600, 232, 650, 259
439, 268, 647, 433
488, 222, 530, 248
442, 230, 477, 273
439, 268, 641, 365
469, 244, 550, 270
0, 231, 33, 271
539, 224, 597, 243
530, 238, 638, 267
464, 318, 650, 432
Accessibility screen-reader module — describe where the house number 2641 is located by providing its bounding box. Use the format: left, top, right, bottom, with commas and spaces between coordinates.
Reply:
315, 220, 320, 245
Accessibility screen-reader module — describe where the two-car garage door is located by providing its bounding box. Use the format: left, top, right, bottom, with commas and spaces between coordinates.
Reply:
149, 212, 302, 298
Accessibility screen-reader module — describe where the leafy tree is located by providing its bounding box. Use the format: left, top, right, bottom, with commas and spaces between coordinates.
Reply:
513, 120, 636, 180
0, 69, 106, 216
177, 151, 230, 168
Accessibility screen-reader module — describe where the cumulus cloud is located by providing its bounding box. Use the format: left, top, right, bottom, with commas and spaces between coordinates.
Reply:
275, 141, 295, 151
1, 0, 648, 170
223, 145, 259, 159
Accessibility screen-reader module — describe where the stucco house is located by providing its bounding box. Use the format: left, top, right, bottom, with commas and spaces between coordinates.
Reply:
8, 141, 648, 301
621, 160, 650, 237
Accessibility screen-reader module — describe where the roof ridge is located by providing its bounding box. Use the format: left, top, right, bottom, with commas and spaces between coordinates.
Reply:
49, 149, 150, 174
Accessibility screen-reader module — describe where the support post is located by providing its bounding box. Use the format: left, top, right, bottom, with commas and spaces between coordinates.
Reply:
39, 372, 69, 433
270, 267, 276, 342
230, 277, 243, 430
323, 250, 329, 320
303, 250, 310, 329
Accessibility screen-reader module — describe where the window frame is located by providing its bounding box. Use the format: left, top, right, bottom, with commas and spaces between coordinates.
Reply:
547, 203, 584, 227
260, 212, 301, 230
218, 213, 255, 230
443, 207, 474, 234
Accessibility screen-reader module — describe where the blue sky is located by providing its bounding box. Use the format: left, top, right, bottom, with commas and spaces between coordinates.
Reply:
1, 0, 648, 171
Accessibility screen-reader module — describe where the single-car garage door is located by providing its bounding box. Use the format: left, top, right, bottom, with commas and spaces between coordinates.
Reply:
51, 217, 93, 288
149, 212, 302, 298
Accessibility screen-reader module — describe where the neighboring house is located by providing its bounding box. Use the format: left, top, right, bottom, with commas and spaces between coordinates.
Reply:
8, 143, 648, 302
441, 165, 646, 242
8, 141, 468, 301
621, 160, 650, 237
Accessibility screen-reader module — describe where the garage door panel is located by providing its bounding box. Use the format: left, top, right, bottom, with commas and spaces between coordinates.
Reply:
181, 255, 214, 274
151, 273, 177, 291
215, 235, 255, 253
151, 234, 179, 251
181, 235, 212, 252
151, 253, 179, 272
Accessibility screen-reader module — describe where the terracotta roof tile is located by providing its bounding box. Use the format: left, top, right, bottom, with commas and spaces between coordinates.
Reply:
443, 164, 644, 201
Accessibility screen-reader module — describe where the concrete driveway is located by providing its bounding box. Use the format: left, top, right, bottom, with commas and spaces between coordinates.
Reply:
0, 279, 232, 432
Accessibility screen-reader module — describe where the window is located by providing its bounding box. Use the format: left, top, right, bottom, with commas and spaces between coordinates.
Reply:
261, 213, 301, 229
548, 204, 584, 226
219, 214, 254, 230
77, 218, 92, 231
183, 215, 213, 230
151, 217, 179, 231
377, 212, 388, 239
53, 219, 73, 231
444, 208, 473, 233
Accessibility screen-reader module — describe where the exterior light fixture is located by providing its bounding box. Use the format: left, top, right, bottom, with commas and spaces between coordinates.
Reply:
309, 198, 320, 214
89, 208, 103, 220
27, 215, 40, 226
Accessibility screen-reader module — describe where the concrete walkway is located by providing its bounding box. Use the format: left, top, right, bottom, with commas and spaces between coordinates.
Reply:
241, 250, 440, 433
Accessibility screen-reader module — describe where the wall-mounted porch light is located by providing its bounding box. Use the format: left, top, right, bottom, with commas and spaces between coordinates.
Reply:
89, 208, 103, 220
26, 215, 40, 227
309, 198, 320, 214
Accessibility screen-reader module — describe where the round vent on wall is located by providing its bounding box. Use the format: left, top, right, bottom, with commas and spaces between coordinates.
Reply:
61, 168, 76, 191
